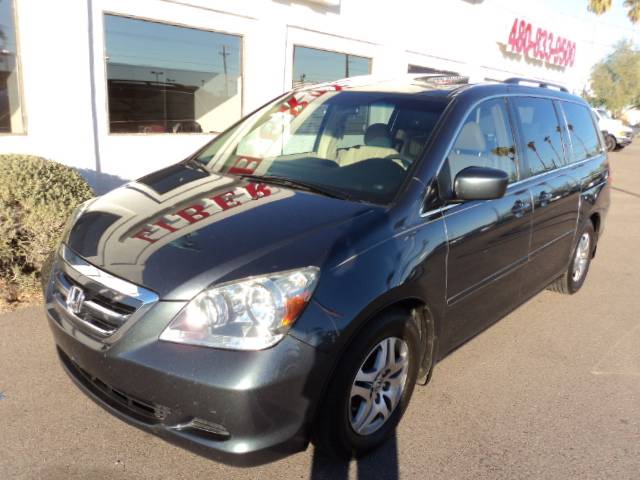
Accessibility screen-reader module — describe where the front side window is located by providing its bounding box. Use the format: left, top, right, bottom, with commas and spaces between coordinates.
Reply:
443, 98, 518, 189
292, 46, 371, 88
105, 15, 242, 134
195, 88, 447, 204
0, 0, 24, 133
511, 97, 565, 175
562, 102, 602, 163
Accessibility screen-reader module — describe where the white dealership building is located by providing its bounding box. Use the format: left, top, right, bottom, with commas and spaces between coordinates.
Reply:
0, 0, 637, 191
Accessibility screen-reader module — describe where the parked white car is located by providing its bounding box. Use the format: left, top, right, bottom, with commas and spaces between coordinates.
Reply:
592, 108, 633, 151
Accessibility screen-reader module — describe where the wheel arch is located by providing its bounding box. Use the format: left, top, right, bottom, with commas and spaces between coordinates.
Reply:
314, 295, 439, 418
308, 295, 439, 440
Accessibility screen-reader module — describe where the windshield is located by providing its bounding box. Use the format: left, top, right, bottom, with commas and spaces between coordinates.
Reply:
195, 88, 447, 204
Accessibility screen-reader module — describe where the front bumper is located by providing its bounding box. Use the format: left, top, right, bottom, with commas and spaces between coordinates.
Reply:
45, 268, 331, 466
615, 134, 633, 146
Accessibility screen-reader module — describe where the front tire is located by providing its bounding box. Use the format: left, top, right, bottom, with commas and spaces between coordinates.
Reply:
313, 309, 420, 459
605, 134, 617, 152
548, 223, 595, 295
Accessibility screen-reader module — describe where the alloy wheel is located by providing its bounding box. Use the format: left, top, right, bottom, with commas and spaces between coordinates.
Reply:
348, 337, 409, 436
572, 232, 591, 282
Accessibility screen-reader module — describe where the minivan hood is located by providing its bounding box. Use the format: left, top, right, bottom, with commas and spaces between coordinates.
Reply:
65, 164, 378, 299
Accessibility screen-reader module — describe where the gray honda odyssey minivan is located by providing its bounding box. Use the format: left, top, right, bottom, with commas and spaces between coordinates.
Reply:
45, 75, 610, 464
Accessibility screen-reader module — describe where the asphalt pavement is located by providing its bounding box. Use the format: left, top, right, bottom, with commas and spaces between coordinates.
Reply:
1, 144, 639, 480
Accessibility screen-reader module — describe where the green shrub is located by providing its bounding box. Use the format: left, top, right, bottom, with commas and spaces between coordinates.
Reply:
0, 154, 94, 299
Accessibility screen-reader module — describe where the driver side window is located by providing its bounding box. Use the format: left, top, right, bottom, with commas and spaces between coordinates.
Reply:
443, 98, 518, 192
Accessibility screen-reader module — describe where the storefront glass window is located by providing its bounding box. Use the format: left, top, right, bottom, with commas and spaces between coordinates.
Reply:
105, 15, 242, 134
0, 0, 24, 134
292, 46, 371, 88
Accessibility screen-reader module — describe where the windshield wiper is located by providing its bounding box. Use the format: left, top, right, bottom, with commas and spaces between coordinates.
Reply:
181, 157, 210, 174
237, 174, 351, 201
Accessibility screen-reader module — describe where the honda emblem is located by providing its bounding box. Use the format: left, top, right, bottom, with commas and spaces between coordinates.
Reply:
66, 285, 85, 315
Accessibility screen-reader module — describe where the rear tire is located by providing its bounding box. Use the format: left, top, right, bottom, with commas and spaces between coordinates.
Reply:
548, 223, 595, 295
313, 309, 420, 459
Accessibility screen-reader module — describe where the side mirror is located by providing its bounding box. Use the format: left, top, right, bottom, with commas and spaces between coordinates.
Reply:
454, 166, 509, 201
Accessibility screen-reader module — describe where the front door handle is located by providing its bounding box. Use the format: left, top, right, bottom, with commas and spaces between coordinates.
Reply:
511, 199, 527, 217
539, 191, 552, 207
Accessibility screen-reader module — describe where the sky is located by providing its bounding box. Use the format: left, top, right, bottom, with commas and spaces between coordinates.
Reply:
539, 0, 639, 48
545, 0, 634, 24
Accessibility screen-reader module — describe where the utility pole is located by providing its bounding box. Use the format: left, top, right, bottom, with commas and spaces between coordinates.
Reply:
346, 54, 350, 78
150, 70, 164, 83
150, 70, 166, 130
220, 45, 230, 97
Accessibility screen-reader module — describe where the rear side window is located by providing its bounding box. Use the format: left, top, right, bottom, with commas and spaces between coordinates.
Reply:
561, 102, 602, 163
511, 97, 565, 176
444, 98, 518, 186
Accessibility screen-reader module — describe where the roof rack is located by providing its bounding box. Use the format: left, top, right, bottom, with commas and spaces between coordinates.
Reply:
503, 77, 568, 92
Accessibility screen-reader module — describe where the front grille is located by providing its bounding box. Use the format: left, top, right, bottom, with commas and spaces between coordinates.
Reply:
50, 244, 158, 341
58, 348, 170, 424
89, 296, 136, 317
53, 272, 133, 336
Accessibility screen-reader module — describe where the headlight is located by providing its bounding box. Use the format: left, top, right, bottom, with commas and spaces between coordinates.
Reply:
159, 267, 319, 350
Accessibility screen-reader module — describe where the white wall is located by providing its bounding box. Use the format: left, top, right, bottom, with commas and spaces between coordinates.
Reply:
0, 0, 96, 175
0, 0, 632, 192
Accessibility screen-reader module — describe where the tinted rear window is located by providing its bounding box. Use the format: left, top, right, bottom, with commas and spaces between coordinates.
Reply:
511, 97, 565, 176
561, 102, 601, 163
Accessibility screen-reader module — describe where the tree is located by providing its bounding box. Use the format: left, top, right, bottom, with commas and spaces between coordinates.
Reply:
590, 40, 640, 114
589, 0, 640, 23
